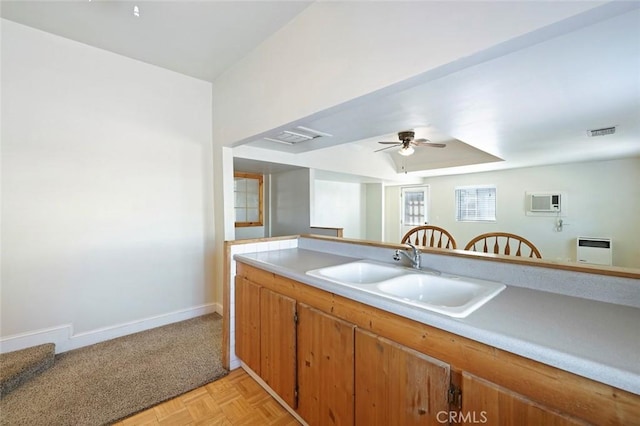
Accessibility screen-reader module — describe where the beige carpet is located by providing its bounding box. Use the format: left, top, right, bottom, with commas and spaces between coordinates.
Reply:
0, 313, 227, 426
0, 343, 55, 397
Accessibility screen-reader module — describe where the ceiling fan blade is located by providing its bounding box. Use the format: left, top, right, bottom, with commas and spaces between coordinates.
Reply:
374, 145, 400, 153
377, 141, 401, 145
413, 141, 447, 148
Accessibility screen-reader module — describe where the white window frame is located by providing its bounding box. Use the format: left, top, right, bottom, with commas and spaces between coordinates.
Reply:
455, 185, 497, 222
401, 185, 430, 227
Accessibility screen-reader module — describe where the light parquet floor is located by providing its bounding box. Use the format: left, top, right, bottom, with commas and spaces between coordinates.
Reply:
114, 368, 301, 426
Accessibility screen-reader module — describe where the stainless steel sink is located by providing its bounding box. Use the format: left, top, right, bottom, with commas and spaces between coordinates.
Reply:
306, 260, 505, 318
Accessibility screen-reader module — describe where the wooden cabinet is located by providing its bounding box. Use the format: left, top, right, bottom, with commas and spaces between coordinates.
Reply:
355, 329, 450, 425
461, 372, 588, 425
260, 287, 297, 408
234, 277, 297, 408
234, 276, 261, 374
297, 303, 355, 425
235, 275, 355, 422
234, 262, 640, 425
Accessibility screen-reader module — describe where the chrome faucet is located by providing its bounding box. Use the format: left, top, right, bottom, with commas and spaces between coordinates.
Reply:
394, 242, 422, 269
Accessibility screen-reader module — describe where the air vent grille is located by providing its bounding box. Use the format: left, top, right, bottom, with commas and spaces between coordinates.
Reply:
587, 126, 616, 137
264, 126, 332, 145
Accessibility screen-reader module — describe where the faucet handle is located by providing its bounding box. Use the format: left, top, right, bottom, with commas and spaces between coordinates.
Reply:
393, 250, 401, 261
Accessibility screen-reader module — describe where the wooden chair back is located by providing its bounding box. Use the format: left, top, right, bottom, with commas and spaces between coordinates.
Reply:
464, 232, 542, 258
401, 226, 457, 249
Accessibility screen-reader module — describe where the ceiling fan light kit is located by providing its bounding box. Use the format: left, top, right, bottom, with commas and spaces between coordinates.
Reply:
398, 145, 415, 156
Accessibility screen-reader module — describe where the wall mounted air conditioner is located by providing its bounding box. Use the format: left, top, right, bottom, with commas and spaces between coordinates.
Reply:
525, 192, 566, 216
576, 237, 612, 266
530, 193, 561, 212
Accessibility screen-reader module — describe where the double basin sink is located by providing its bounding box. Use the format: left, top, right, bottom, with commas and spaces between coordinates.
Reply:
306, 260, 505, 318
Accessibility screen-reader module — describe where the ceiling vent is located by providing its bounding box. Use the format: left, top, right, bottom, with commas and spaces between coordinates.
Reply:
264, 126, 332, 145
587, 126, 616, 137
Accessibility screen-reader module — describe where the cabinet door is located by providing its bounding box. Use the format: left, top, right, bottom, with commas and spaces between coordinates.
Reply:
462, 372, 588, 425
297, 303, 355, 425
234, 276, 261, 374
260, 287, 297, 408
355, 329, 450, 426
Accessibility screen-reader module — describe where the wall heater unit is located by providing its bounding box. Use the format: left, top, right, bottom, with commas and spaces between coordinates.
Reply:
576, 237, 612, 266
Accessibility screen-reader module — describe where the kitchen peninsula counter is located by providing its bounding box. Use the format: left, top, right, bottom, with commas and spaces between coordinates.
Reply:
234, 246, 640, 396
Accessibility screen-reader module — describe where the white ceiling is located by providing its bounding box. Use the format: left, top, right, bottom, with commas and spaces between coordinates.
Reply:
3, 1, 639, 180
0, 0, 312, 82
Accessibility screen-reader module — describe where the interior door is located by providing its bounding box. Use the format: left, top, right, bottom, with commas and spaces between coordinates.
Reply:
400, 186, 430, 239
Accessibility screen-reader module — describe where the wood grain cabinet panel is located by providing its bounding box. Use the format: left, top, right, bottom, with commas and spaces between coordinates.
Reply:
297, 303, 355, 426
462, 372, 589, 426
355, 328, 450, 426
234, 276, 261, 375
260, 287, 297, 408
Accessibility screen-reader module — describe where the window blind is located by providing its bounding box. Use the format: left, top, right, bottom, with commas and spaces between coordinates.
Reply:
455, 186, 496, 222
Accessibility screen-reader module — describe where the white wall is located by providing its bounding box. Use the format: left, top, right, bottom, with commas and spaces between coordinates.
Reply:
270, 168, 312, 236
365, 183, 384, 241
311, 179, 387, 241
384, 186, 402, 244
312, 180, 366, 239
385, 158, 640, 268
1, 20, 215, 348
234, 224, 266, 240
211, 146, 235, 308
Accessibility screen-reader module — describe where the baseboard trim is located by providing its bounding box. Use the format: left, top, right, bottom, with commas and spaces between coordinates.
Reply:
241, 362, 308, 426
229, 358, 242, 370
0, 325, 71, 355
0, 303, 218, 354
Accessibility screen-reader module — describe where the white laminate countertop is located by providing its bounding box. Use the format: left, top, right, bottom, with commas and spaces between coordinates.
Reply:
235, 248, 640, 395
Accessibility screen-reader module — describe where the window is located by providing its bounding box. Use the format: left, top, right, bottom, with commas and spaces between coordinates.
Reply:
402, 186, 428, 227
455, 185, 496, 222
234, 172, 263, 227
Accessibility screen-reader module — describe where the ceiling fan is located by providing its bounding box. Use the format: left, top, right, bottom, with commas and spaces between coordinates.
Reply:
375, 130, 446, 156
